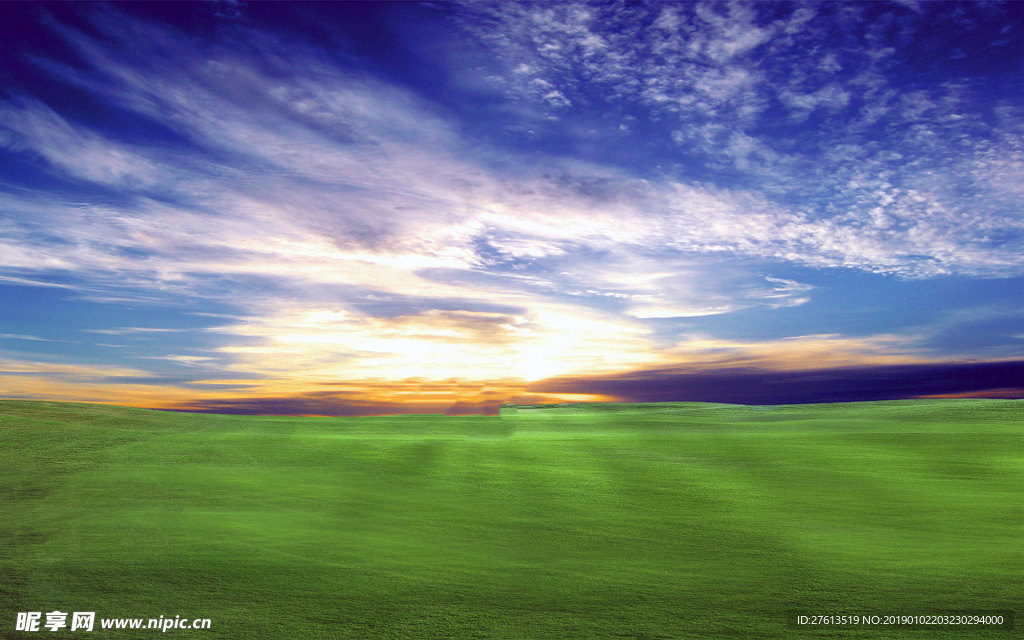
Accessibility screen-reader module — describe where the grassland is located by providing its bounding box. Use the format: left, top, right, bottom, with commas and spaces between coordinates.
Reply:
1, 399, 1022, 639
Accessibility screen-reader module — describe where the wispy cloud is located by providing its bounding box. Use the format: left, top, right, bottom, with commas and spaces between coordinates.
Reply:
0, 275, 76, 288
85, 327, 184, 335
0, 97, 162, 188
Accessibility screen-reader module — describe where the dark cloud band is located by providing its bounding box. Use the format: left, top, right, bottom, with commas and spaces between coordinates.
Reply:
530, 360, 1024, 405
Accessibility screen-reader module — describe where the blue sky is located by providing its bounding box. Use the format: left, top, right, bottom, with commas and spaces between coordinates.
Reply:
1, 1, 1023, 414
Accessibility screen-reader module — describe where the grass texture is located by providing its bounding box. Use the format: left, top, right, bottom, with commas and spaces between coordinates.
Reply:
1, 399, 1022, 638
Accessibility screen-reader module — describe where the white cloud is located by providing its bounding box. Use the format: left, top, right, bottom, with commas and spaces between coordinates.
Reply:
0, 334, 53, 342
85, 327, 183, 335
211, 301, 668, 383
0, 97, 162, 187
140, 355, 216, 366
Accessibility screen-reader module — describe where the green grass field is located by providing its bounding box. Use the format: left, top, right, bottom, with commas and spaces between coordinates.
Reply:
1, 399, 1022, 639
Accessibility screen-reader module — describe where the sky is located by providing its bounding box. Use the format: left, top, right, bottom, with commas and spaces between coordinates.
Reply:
1, 1, 1023, 415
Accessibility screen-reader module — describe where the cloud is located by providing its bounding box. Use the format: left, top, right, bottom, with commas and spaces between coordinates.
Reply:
0, 358, 152, 378
530, 359, 1024, 405
0, 97, 162, 187
139, 355, 215, 367
0, 275, 76, 288
85, 327, 184, 335
0, 334, 53, 342
0, 357, 175, 406
209, 301, 668, 383
656, 332, 932, 372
